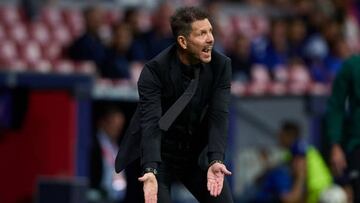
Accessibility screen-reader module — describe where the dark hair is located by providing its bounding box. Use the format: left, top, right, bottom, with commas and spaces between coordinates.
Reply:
281, 120, 301, 138
97, 105, 124, 121
170, 7, 209, 37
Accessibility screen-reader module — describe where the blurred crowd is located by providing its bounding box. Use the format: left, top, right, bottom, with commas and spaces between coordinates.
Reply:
0, 0, 359, 96
0, 0, 358, 202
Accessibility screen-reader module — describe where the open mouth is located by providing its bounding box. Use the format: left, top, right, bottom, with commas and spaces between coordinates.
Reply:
202, 46, 212, 54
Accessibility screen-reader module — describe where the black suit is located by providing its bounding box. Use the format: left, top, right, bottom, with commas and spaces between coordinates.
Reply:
115, 44, 233, 202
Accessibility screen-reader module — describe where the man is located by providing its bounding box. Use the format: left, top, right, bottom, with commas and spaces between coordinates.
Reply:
90, 106, 127, 202
326, 55, 360, 202
68, 5, 106, 68
115, 7, 234, 203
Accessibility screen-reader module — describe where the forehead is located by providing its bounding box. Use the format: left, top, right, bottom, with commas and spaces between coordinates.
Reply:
190, 18, 212, 32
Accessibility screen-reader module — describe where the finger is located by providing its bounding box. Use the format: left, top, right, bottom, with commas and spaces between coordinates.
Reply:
210, 183, 214, 196
207, 178, 215, 191
138, 175, 146, 182
216, 182, 223, 196
213, 183, 219, 197
220, 166, 232, 175
211, 182, 217, 197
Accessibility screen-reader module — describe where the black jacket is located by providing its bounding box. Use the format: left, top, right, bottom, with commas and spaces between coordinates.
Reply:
115, 44, 231, 172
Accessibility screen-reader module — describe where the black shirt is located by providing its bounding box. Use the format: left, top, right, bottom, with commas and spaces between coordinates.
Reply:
165, 57, 203, 139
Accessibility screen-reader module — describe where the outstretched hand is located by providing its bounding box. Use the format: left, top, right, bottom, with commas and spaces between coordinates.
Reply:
330, 144, 347, 176
207, 162, 232, 197
138, 173, 158, 203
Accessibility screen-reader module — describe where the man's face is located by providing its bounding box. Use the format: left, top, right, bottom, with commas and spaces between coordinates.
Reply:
185, 18, 214, 64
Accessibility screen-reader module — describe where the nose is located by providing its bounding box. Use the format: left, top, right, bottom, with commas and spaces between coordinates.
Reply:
206, 32, 214, 44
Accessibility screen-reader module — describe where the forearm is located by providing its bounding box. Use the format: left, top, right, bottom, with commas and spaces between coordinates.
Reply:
281, 177, 305, 203
207, 58, 231, 160
138, 64, 163, 166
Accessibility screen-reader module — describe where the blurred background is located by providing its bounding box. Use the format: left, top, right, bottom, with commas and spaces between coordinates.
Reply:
0, 0, 359, 202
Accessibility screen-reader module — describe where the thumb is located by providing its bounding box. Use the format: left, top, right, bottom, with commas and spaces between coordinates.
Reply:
138, 175, 147, 182
220, 165, 232, 176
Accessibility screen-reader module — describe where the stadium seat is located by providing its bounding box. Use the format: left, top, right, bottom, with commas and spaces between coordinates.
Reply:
75, 61, 96, 75
19, 40, 42, 65
247, 64, 271, 95
29, 22, 51, 45
0, 40, 18, 65
41, 42, 63, 61
8, 22, 28, 43
51, 23, 72, 45
288, 64, 312, 95
5, 58, 27, 72
62, 8, 84, 37
29, 59, 52, 73
52, 60, 75, 74
0, 6, 21, 26
41, 7, 64, 28
0, 25, 6, 42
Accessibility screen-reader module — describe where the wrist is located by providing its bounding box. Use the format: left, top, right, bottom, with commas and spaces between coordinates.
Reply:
142, 167, 158, 176
208, 160, 224, 168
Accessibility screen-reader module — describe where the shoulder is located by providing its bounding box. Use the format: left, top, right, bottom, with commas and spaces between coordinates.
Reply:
211, 49, 231, 63
209, 50, 231, 70
144, 44, 176, 70
338, 54, 360, 76
207, 50, 231, 76
344, 54, 360, 67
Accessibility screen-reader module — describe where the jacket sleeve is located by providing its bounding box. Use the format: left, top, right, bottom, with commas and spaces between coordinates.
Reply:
137, 63, 162, 168
326, 58, 352, 145
207, 58, 232, 162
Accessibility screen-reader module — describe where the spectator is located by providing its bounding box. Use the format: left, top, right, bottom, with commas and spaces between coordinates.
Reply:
123, 6, 143, 38
228, 33, 253, 81
100, 23, 133, 80
252, 121, 307, 203
252, 121, 332, 203
252, 18, 289, 71
137, 2, 174, 60
89, 106, 126, 203
324, 38, 351, 80
287, 18, 308, 59
68, 5, 106, 70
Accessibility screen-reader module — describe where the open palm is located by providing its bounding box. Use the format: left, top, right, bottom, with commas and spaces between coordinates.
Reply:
207, 162, 232, 197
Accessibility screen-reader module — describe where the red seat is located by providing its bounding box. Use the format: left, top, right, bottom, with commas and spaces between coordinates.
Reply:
52, 59, 75, 74
41, 42, 63, 61
0, 40, 18, 65
288, 64, 312, 95
40, 7, 64, 28
51, 23, 72, 46
247, 64, 271, 95
75, 61, 96, 75
8, 22, 28, 43
62, 8, 84, 37
29, 22, 51, 45
5, 59, 27, 72
0, 24, 6, 41
18, 40, 42, 64
29, 59, 52, 73
0, 6, 21, 26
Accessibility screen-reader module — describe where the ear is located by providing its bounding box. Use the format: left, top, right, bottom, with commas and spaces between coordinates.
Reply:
177, 35, 187, 49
